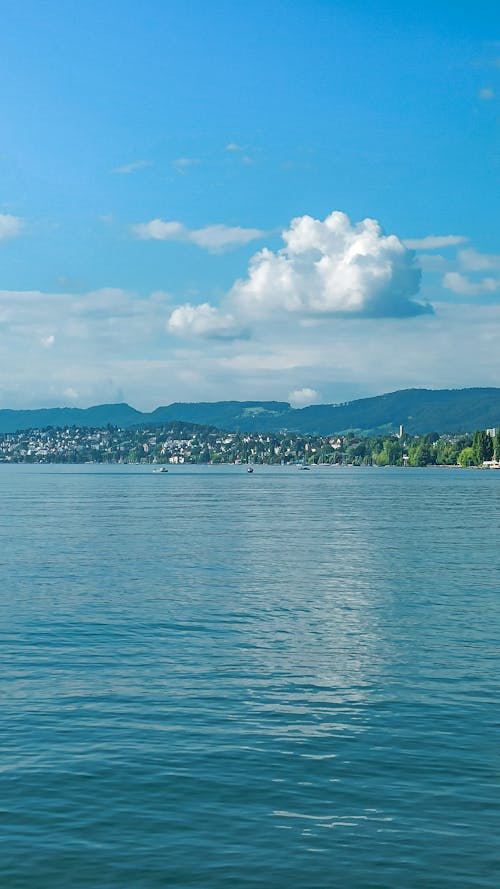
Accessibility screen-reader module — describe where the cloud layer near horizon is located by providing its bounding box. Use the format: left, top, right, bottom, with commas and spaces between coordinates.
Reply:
0, 286, 498, 411
168, 212, 430, 338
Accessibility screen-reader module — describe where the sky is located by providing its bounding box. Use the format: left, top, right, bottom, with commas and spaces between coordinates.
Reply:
0, 0, 499, 409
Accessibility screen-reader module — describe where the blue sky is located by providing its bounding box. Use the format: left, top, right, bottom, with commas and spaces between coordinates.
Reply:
1, 0, 499, 408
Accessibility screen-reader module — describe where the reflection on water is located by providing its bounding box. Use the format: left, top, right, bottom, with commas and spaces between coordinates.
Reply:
0, 465, 499, 888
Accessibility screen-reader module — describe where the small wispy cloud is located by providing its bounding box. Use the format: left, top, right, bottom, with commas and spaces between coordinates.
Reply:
132, 219, 266, 251
112, 160, 151, 175
172, 157, 200, 174
478, 87, 495, 100
0, 213, 24, 240
188, 224, 265, 250
225, 143, 258, 165
458, 248, 500, 272
404, 235, 468, 250
417, 254, 449, 272
443, 272, 500, 297
133, 220, 185, 241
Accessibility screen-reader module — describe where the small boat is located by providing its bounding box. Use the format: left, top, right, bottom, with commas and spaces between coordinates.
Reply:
153, 467, 169, 473
247, 467, 254, 473
297, 463, 311, 471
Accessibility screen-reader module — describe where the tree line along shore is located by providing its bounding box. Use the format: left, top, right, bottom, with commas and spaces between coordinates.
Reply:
0, 422, 499, 467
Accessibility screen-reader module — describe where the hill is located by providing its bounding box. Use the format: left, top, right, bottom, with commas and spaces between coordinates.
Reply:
283, 388, 500, 436
148, 400, 290, 429
0, 403, 143, 434
0, 389, 499, 436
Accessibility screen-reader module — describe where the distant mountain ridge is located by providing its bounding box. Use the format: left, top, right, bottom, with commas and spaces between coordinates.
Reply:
0, 389, 499, 435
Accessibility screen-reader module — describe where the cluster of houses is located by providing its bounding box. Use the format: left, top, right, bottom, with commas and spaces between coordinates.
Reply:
0, 424, 345, 465
4, 422, 497, 467
0, 427, 120, 461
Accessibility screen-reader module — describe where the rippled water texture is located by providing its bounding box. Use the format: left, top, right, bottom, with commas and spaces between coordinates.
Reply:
1, 464, 499, 888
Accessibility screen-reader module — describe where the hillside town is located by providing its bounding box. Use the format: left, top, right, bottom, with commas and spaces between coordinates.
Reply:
0, 422, 499, 467
0, 423, 343, 465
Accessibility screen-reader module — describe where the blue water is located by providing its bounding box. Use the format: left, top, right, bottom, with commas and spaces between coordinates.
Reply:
1, 464, 499, 888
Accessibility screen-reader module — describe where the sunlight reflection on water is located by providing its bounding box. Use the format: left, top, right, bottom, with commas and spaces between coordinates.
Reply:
0, 464, 499, 888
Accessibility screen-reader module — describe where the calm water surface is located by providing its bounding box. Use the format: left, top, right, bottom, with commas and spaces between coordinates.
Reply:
0, 464, 499, 888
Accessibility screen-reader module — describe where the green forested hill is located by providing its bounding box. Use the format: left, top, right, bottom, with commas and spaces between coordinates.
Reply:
0, 403, 143, 434
148, 401, 290, 429
283, 388, 500, 435
0, 389, 499, 435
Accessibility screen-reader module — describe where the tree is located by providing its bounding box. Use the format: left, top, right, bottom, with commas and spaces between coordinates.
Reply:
372, 438, 403, 466
408, 439, 435, 467
494, 428, 500, 461
472, 430, 493, 465
458, 446, 475, 467
435, 439, 459, 465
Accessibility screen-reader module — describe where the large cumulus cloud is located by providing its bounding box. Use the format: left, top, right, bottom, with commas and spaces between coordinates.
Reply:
167, 211, 431, 338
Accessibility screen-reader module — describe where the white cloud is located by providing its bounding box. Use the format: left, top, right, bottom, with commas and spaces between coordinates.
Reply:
163, 303, 500, 407
288, 387, 320, 408
225, 143, 256, 164
1, 285, 500, 411
0, 288, 177, 361
0, 213, 24, 240
443, 272, 500, 297
478, 87, 495, 99
403, 235, 468, 250
242, 212, 429, 316
172, 157, 200, 173
417, 254, 449, 272
133, 220, 186, 241
189, 224, 264, 250
112, 160, 151, 174
458, 248, 500, 272
167, 303, 244, 339
132, 218, 265, 251
230, 212, 428, 319
0, 287, 177, 409
167, 212, 431, 342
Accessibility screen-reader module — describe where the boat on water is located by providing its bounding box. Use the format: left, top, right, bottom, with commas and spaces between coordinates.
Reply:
296, 464, 311, 471
153, 467, 169, 473
247, 467, 254, 473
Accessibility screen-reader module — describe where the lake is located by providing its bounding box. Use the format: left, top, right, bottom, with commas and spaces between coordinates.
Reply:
1, 464, 499, 888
